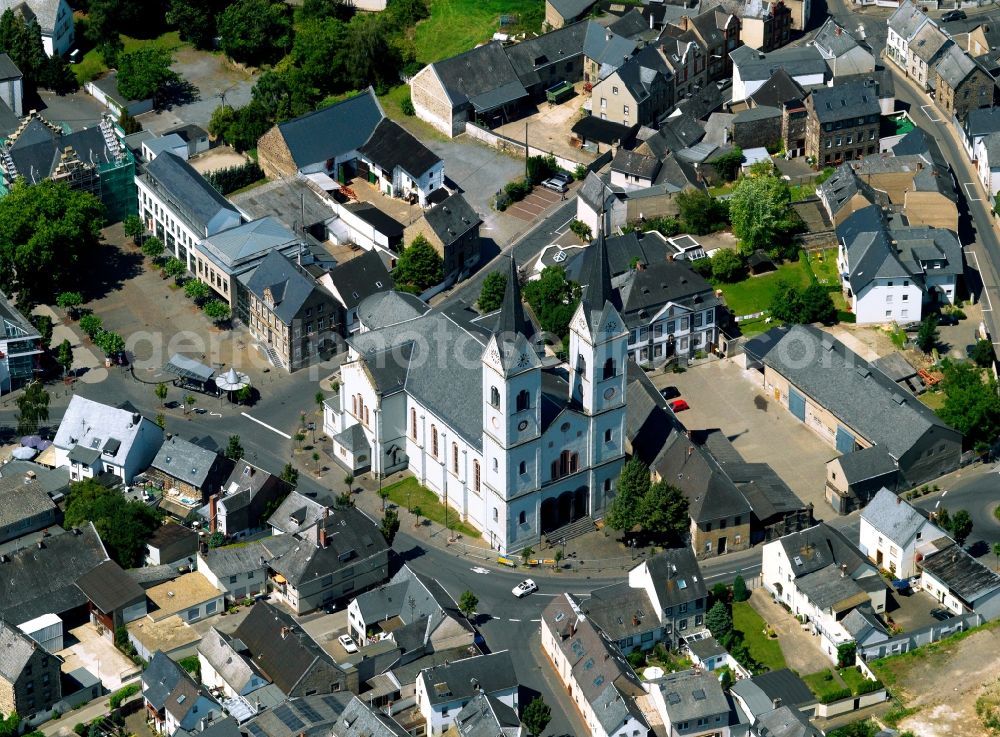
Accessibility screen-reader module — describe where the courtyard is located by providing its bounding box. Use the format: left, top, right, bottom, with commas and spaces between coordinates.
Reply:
652, 358, 836, 512
57, 624, 139, 691
494, 85, 599, 166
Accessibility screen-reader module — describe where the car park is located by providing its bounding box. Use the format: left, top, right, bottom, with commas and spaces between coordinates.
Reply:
551, 171, 572, 185
512, 579, 538, 598
338, 634, 358, 653
541, 177, 568, 193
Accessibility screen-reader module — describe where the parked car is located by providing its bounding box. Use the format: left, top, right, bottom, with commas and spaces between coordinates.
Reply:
337, 634, 358, 653
660, 386, 681, 400
668, 399, 690, 412
942, 9, 966, 21
541, 177, 568, 193
551, 171, 573, 185
512, 579, 538, 598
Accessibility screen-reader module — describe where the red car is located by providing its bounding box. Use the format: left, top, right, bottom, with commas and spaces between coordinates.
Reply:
669, 399, 690, 412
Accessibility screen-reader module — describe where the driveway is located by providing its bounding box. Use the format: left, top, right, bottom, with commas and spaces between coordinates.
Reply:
57, 624, 139, 690
747, 590, 830, 675
507, 187, 563, 221
653, 358, 835, 512
424, 135, 524, 217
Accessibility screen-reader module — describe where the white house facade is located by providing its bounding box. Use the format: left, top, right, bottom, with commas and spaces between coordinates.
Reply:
858, 488, 945, 579
975, 133, 1000, 202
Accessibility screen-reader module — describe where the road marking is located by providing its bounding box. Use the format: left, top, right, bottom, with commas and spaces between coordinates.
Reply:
921, 104, 942, 122
508, 618, 522, 622
530, 618, 541, 622
964, 182, 983, 201
935, 500, 941, 509
942, 489, 949, 497
533, 593, 560, 597
965, 250, 994, 312
470, 567, 490, 575
210, 412, 222, 417
554, 216, 574, 234
240, 412, 292, 439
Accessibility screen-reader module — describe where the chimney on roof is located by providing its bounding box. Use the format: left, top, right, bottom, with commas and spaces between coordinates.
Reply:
281, 627, 290, 639
835, 25, 842, 35
133, 412, 141, 426
606, 29, 612, 41
772, 697, 782, 709
320, 507, 329, 548
209, 494, 219, 533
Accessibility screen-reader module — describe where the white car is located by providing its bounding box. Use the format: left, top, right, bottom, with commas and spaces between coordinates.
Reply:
338, 634, 358, 653
512, 579, 538, 598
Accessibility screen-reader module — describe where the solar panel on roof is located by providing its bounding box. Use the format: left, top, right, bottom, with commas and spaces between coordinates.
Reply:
246, 723, 268, 737
321, 695, 344, 713
294, 700, 323, 724
274, 704, 304, 731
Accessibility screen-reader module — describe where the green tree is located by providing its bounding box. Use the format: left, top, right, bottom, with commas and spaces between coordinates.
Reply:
39, 53, 79, 94
705, 600, 733, 643
123, 214, 144, 244
203, 299, 232, 323
378, 487, 390, 512
164, 258, 186, 278
57, 338, 74, 376
732, 574, 749, 602
526, 155, 557, 185
280, 462, 299, 485
676, 189, 728, 235
225, 435, 244, 460
916, 315, 939, 353
458, 590, 479, 619
938, 360, 1000, 447
236, 385, 252, 405
184, 279, 211, 303
710, 147, 744, 182
218, 0, 294, 67
64, 479, 162, 567
79, 313, 102, 338
207, 531, 225, 548
936, 507, 951, 533
478, 270, 508, 313
411, 505, 422, 525
393, 235, 444, 291
292, 16, 349, 97
522, 265, 580, 338
15, 381, 49, 434
522, 696, 552, 737
97, 330, 125, 358
569, 219, 592, 241
380, 508, 400, 545
836, 641, 857, 668
154, 382, 168, 406
729, 174, 793, 255
344, 474, 354, 494
770, 282, 836, 325
605, 458, 651, 533
302, 0, 348, 21
521, 545, 534, 563
971, 338, 995, 367
344, 13, 402, 91
710, 249, 745, 283
639, 480, 689, 542
56, 291, 83, 318
117, 48, 179, 101
993, 541, 1000, 571
31, 313, 52, 348
142, 236, 165, 260
950, 509, 973, 546
119, 109, 143, 135
167, 0, 223, 49
155, 413, 166, 429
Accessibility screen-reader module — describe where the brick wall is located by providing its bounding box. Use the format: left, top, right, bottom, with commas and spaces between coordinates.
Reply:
411, 67, 458, 137
257, 127, 296, 180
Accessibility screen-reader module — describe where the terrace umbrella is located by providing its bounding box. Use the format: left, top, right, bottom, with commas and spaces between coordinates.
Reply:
11, 446, 37, 460
20, 436, 42, 448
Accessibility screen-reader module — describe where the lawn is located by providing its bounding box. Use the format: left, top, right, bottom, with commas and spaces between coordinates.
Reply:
381, 477, 480, 538
412, 0, 544, 63
919, 390, 946, 411
74, 31, 190, 84
803, 670, 851, 703
719, 257, 812, 319
732, 601, 787, 672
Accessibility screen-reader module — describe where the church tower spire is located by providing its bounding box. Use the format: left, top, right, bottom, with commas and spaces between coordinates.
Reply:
495, 254, 532, 338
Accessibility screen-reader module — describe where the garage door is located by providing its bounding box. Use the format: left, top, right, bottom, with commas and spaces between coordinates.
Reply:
836, 426, 856, 454
789, 388, 806, 421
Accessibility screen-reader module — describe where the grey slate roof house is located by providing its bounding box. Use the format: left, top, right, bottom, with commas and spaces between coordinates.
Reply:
233, 601, 351, 695
145, 523, 198, 567
454, 693, 524, 737
649, 668, 733, 735
75, 558, 147, 630
196, 541, 268, 603
0, 618, 62, 718
141, 651, 224, 735
148, 436, 228, 511
933, 44, 996, 122
918, 537, 1000, 620
404, 192, 483, 278
415, 652, 519, 736
545, 0, 598, 28
0, 471, 59, 545
759, 325, 962, 499
213, 460, 293, 540
731, 668, 817, 720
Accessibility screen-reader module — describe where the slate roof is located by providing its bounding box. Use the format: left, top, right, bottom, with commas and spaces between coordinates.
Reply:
616, 260, 717, 326
808, 79, 880, 123
888, 0, 931, 42
200, 217, 301, 272
505, 22, 589, 89
325, 248, 393, 311
747, 669, 816, 709
834, 444, 899, 484
613, 43, 674, 106
645, 548, 707, 608
266, 490, 326, 535
761, 325, 958, 461
0, 522, 108, 623
540, 594, 648, 734
333, 423, 369, 454
245, 250, 322, 325
612, 149, 661, 180
862, 488, 938, 546
200, 542, 267, 579
748, 69, 805, 108
584, 582, 658, 640
431, 42, 526, 108
964, 106, 1000, 138
920, 541, 1000, 603
276, 88, 385, 170
571, 115, 637, 145
344, 202, 405, 238
656, 669, 731, 724
0, 53, 20, 80
813, 18, 862, 58
143, 651, 191, 711
418, 651, 518, 705
754, 705, 821, 737
356, 291, 428, 331
142, 152, 241, 236
908, 22, 951, 64
583, 22, 638, 78
455, 693, 523, 737
335, 697, 410, 737
0, 0, 59, 32
777, 522, 869, 579
198, 627, 268, 694
233, 602, 343, 694
352, 564, 457, 625
842, 605, 889, 641
0, 619, 39, 682
75, 559, 144, 613
423, 192, 481, 247
358, 119, 441, 178
547, 0, 597, 20
934, 44, 979, 88
730, 44, 828, 83
151, 436, 219, 490
795, 565, 868, 612
0, 475, 56, 528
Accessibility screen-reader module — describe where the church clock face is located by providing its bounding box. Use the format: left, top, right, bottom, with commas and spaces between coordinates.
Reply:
605, 319, 619, 333
491, 416, 500, 429
517, 420, 529, 431
517, 352, 531, 368
604, 387, 616, 399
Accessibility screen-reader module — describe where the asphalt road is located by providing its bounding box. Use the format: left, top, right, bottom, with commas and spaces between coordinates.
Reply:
910, 466, 1000, 556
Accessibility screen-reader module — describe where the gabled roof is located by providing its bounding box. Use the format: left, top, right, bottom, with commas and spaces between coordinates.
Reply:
776, 522, 869, 579
325, 248, 394, 311
0, 619, 40, 683
418, 651, 518, 705
547, 0, 597, 20
808, 79, 880, 123
245, 250, 324, 325
505, 22, 589, 89
199, 541, 267, 578
908, 22, 951, 64
455, 693, 523, 737
201, 217, 301, 271
150, 435, 219, 490
423, 192, 481, 247
934, 44, 980, 88
0, 53, 21, 81
833, 444, 899, 484
964, 106, 1000, 138
351, 564, 456, 624
730, 44, 828, 83
197, 626, 269, 694
233, 601, 344, 694
358, 118, 441, 179
0, 0, 60, 33
75, 559, 144, 613
357, 291, 428, 331
921, 541, 1000, 603
143, 651, 193, 711
862, 488, 939, 546
812, 18, 863, 59
887, 0, 931, 42
583, 22, 638, 78
645, 548, 708, 609
54, 396, 159, 469
616, 260, 715, 323
754, 705, 821, 737
761, 325, 959, 460
142, 151, 242, 237
431, 42, 526, 107
275, 88, 385, 170
657, 669, 731, 725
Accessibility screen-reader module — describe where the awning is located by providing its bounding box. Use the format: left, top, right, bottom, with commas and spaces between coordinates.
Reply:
163, 353, 215, 383
304, 172, 340, 191
272, 574, 287, 584
365, 673, 401, 699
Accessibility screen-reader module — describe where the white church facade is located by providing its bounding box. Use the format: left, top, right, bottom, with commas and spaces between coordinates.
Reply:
323, 242, 629, 553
